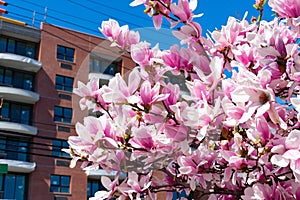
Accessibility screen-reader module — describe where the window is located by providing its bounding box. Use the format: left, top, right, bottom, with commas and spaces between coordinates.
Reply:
52, 140, 70, 158
57, 45, 75, 62
0, 173, 27, 200
50, 175, 70, 193
0, 101, 32, 125
54, 106, 72, 124
0, 67, 34, 91
0, 136, 30, 161
55, 75, 73, 92
0, 36, 38, 59
90, 56, 121, 76
87, 179, 106, 199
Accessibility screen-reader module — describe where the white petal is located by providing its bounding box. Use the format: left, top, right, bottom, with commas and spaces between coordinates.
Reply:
271, 155, 289, 167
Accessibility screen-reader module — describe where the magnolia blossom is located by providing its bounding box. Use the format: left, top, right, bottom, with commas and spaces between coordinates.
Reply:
99, 19, 140, 50
68, 0, 300, 199
268, 0, 300, 18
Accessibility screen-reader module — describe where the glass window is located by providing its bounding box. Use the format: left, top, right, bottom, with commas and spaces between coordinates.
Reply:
7, 39, 15, 53
1, 102, 9, 120
90, 56, 121, 76
50, 175, 70, 193
0, 38, 6, 52
0, 67, 34, 91
0, 36, 37, 59
87, 179, 106, 199
0, 68, 3, 83
55, 75, 73, 92
4, 69, 12, 85
0, 173, 27, 200
15, 42, 26, 56
11, 104, 21, 124
25, 43, 35, 58
0, 101, 33, 125
57, 45, 75, 62
54, 106, 72, 124
0, 136, 30, 162
52, 140, 70, 158
23, 74, 33, 91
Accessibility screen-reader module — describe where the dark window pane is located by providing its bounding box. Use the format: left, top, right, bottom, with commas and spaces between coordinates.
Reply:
16, 42, 26, 56
1, 174, 26, 200
50, 175, 70, 193
15, 176, 25, 200
4, 175, 15, 199
23, 74, 34, 91
64, 109, 72, 117
13, 72, 23, 89
0, 68, 4, 84
51, 175, 60, 186
54, 106, 72, 124
4, 70, 12, 85
55, 75, 73, 92
61, 176, 70, 186
54, 107, 62, 116
0, 174, 3, 191
57, 45, 74, 62
25, 43, 35, 58
11, 104, 21, 123
1, 102, 9, 119
50, 186, 59, 192
7, 39, 15, 53
0, 38, 6, 52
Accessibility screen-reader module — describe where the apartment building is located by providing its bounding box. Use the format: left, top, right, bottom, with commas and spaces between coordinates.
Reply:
0, 18, 135, 200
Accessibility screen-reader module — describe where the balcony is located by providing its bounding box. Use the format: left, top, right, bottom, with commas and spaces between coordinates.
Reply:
0, 86, 39, 104
0, 121, 37, 135
0, 53, 42, 73
0, 159, 36, 173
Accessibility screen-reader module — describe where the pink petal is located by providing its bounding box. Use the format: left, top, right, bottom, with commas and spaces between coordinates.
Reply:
271, 155, 289, 167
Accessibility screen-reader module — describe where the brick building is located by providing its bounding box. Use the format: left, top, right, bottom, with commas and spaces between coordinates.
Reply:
0, 18, 135, 200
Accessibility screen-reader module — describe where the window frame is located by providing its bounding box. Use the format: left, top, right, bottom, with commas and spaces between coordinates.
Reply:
89, 56, 122, 76
56, 45, 75, 63
50, 175, 71, 194
54, 106, 72, 124
0, 66, 35, 91
0, 35, 38, 59
0, 101, 33, 125
87, 179, 106, 199
52, 139, 70, 158
55, 75, 74, 92
0, 173, 28, 200
0, 135, 30, 162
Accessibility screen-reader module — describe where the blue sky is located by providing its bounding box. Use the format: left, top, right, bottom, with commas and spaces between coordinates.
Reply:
4, 0, 274, 49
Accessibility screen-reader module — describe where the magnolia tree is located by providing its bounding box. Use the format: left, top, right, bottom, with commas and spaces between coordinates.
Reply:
65, 0, 300, 199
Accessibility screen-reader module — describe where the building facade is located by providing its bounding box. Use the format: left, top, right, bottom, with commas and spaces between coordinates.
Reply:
0, 18, 135, 200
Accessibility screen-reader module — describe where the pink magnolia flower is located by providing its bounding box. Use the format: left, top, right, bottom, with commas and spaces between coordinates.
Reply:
99, 19, 121, 41
140, 80, 169, 107
129, 0, 149, 6
162, 45, 210, 73
118, 172, 152, 199
99, 19, 140, 50
101, 68, 141, 104
74, 77, 104, 110
291, 95, 300, 121
170, 0, 200, 23
130, 42, 154, 67
162, 83, 180, 109
242, 181, 293, 200
90, 175, 120, 200
271, 130, 300, 182
269, 0, 300, 18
